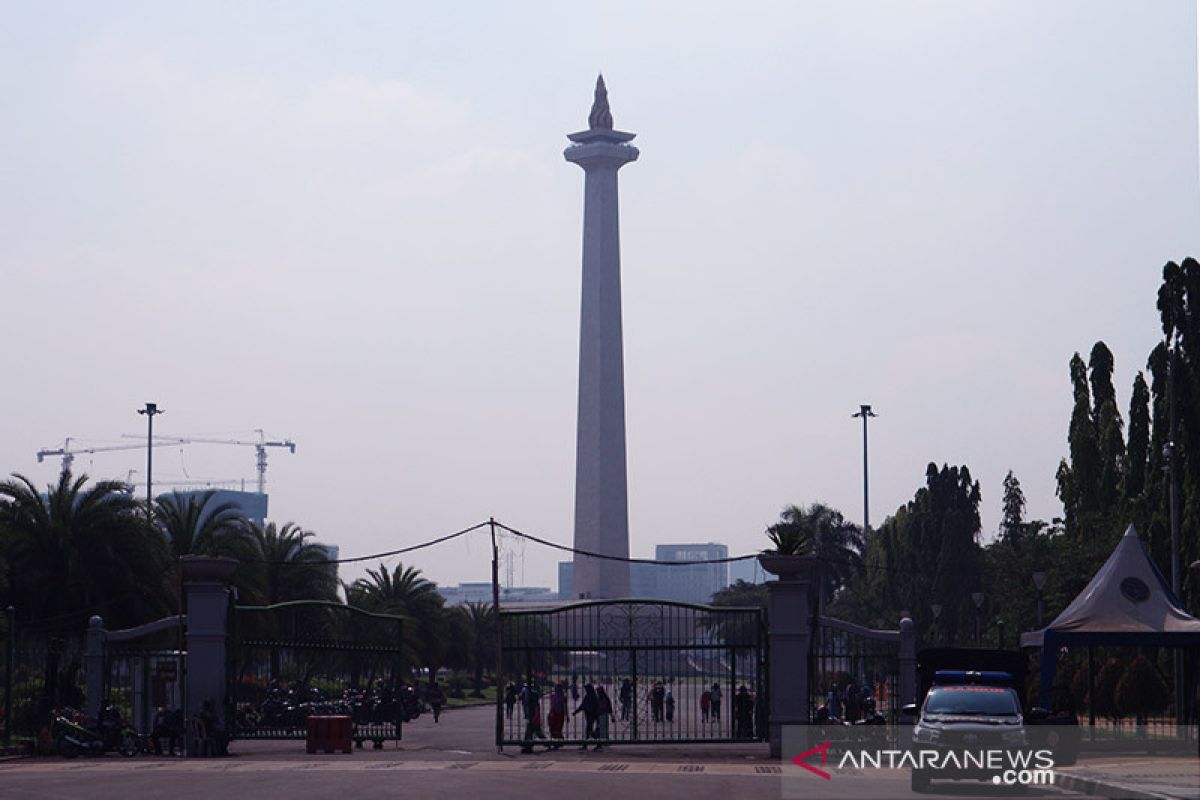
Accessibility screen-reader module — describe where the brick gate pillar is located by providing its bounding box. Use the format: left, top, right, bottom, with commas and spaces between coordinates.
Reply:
759, 555, 817, 759
898, 616, 917, 706
85, 616, 106, 724
181, 557, 237, 754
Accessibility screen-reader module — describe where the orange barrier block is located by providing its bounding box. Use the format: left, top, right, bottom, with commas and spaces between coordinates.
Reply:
305, 715, 324, 754
326, 715, 353, 754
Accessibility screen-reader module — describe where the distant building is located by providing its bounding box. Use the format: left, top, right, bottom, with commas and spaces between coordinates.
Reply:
728, 556, 766, 586
160, 489, 269, 527
558, 543, 731, 604
438, 582, 557, 607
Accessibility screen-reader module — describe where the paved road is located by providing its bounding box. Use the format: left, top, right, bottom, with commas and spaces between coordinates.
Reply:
0, 706, 1089, 800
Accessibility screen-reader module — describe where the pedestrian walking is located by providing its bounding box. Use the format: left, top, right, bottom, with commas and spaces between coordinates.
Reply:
548, 683, 567, 749
734, 685, 754, 739
594, 686, 613, 751
504, 683, 517, 720
665, 688, 675, 723
619, 678, 633, 721
700, 689, 711, 722
521, 683, 545, 753
430, 681, 445, 723
710, 683, 722, 723
828, 682, 843, 721
573, 683, 599, 749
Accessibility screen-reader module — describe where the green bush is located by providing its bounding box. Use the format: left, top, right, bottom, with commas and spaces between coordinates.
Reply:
1115, 655, 1170, 719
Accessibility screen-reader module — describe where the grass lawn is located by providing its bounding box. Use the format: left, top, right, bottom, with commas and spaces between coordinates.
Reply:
446, 686, 497, 707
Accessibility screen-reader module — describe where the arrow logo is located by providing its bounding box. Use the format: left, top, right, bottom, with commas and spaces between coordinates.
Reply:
792, 740, 832, 780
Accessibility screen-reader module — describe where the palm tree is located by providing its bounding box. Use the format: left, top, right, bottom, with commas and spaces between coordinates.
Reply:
242, 521, 337, 605
0, 470, 171, 711
349, 563, 440, 613
460, 601, 496, 696
153, 490, 249, 558
349, 563, 446, 682
766, 503, 865, 607
0, 470, 171, 631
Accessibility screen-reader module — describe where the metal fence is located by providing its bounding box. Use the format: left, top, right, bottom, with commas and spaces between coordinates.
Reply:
1049, 645, 1199, 749
498, 600, 766, 747
2, 621, 87, 745
229, 600, 407, 745
97, 614, 186, 736
811, 616, 901, 724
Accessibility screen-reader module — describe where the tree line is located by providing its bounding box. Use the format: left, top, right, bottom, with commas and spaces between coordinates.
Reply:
0, 476, 496, 688
721, 259, 1199, 649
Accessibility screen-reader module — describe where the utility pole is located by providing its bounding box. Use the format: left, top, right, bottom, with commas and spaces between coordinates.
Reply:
490, 518, 503, 752
851, 405, 878, 530
137, 403, 164, 512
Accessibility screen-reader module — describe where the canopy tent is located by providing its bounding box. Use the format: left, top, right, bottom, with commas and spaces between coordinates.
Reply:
1020, 524, 1200, 708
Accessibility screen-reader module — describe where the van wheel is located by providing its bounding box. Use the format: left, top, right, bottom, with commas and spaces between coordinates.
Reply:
911, 770, 931, 792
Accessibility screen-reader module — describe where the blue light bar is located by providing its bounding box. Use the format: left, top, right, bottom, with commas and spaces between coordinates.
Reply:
932, 670, 1014, 685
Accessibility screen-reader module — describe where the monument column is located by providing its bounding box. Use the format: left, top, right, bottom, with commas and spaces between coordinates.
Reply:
565, 76, 637, 599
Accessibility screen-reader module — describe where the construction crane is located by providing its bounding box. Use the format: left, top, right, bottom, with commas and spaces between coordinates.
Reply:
122, 430, 295, 495
36, 438, 174, 479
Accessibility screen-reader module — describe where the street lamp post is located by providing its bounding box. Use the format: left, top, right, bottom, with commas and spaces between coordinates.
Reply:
1190, 560, 1200, 743
137, 403, 164, 512
851, 405, 878, 530
971, 592, 984, 645
1032, 571, 1048, 628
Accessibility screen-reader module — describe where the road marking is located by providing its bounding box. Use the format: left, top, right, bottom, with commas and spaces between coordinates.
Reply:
0, 759, 780, 777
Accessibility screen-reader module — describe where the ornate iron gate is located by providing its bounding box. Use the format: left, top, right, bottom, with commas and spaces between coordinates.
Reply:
810, 616, 901, 723
103, 616, 184, 736
229, 600, 407, 746
498, 600, 766, 747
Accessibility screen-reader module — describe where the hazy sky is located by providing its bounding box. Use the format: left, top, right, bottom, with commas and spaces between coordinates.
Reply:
3, 2, 1198, 592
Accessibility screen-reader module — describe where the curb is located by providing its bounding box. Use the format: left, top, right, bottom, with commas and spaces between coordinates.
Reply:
1055, 771, 1178, 800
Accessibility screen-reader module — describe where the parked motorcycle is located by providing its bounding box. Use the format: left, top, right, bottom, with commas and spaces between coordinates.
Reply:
51, 707, 138, 758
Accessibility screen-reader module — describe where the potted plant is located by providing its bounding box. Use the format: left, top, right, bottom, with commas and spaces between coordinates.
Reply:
758, 519, 817, 581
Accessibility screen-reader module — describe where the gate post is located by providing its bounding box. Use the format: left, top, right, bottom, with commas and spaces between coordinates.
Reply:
760, 556, 817, 759
85, 616, 106, 724
898, 616, 917, 707
181, 557, 237, 755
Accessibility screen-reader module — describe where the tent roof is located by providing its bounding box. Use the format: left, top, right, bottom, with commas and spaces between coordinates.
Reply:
1020, 524, 1200, 648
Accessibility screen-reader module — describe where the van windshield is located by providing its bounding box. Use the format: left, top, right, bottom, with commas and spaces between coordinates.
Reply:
924, 687, 1020, 716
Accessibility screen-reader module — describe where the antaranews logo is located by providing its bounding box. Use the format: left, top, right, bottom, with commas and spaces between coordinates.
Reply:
791, 740, 832, 780
784, 726, 1060, 798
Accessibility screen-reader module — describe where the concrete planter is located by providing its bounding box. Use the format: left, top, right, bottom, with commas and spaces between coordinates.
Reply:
757, 553, 816, 582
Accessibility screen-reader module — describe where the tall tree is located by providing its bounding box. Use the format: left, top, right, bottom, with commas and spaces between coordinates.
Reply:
1124, 372, 1151, 501
1090, 342, 1126, 507
348, 562, 444, 679
1057, 353, 1101, 530
832, 463, 983, 642
1154, 258, 1200, 599
1000, 470, 1026, 545
460, 601, 496, 696
0, 471, 171, 631
243, 521, 337, 605
153, 490, 249, 558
